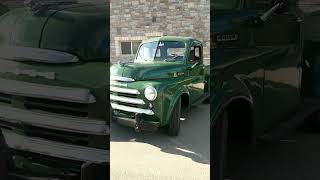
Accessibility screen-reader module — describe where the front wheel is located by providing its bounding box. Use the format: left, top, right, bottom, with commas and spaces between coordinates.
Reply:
168, 98, 182, 136
212, 111, 228, 180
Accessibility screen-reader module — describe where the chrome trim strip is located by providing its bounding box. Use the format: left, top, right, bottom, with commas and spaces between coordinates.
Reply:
0, 45, 79, 64
111, 103, 154, 115
0, 105, 109, 135
110, 94, 145, 105
110, 76, 135, 82
0, 78, 96, 104
110, 86, 140, 95
2, 130, 109, 163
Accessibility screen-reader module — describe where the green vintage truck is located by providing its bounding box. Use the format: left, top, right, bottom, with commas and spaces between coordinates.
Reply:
212, 0, 320, 179
0, 1, 109, 180
110, 36, 209, 136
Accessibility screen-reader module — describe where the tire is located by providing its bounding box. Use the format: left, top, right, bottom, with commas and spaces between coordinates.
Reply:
0, 130, 8, 180
212, 111, 228, 180
307, 111, 320, 131
168, 98, 182, 136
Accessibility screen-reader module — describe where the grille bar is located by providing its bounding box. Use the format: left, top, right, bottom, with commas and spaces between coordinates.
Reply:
110, 86, 140, 95
110, 94, 145, 105
0, 104, 109, 135
0, 78, 96, 104
2, 130, 109, 163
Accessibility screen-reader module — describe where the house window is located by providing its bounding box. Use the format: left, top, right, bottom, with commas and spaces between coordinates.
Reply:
121, 41, 142, 55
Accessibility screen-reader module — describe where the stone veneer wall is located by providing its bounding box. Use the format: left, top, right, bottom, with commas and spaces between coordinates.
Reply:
110, 0, 210, 64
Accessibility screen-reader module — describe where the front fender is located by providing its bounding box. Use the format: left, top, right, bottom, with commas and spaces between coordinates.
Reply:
0, 4, 8, 16
161, 82, 190, 126
211, 76, 255, 128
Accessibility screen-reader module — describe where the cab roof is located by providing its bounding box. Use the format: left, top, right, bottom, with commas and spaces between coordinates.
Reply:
143, 36, 199, 44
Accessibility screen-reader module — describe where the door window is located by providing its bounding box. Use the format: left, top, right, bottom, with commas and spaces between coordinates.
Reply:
189, 46, 201, 64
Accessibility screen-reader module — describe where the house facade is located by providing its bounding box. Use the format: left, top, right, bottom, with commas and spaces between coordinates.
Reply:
110, 0, 210, 64
2, 0, 210, 64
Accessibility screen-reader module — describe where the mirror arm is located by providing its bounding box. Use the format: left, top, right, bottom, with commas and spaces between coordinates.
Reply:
191, 62, 199, 69
260, 2, 284, 22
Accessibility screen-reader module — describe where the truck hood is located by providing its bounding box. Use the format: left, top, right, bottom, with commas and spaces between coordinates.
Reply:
110, 62, 185, 81
0, 4, 108, 62
0, 59, 108, 100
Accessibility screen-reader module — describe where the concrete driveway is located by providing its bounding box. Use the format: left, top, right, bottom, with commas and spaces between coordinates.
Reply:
110, 104, 210, 180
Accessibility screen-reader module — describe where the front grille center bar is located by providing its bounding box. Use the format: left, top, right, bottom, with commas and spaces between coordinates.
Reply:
0, 105, 109, 135
0, 78, 96, 104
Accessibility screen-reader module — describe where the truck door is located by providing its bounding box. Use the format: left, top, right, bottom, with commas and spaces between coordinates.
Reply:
187, 44, 205, 103
253, 1, 302, 131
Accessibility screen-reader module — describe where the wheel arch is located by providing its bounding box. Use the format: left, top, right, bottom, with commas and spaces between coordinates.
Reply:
212, 95, 255, 146
164, 86, 190, 125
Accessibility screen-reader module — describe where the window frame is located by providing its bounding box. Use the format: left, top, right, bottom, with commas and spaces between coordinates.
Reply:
189, 45, 202, 64
120, 40, 142, 55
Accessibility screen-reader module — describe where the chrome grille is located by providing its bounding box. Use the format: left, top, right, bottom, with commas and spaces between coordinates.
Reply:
0, 79, 109, 149
110, 85, 154, 116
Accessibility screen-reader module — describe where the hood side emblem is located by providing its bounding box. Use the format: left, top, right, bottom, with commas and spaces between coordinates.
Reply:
12, 69, 56, 80
216, 34, 239, 42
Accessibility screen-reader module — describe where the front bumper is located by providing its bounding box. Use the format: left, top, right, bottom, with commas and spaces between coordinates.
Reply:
7, 162, 108, 180
113, 114, 160, 132
111, 103, 154, 115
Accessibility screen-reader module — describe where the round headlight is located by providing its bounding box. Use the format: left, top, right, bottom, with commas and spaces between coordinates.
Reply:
144, 86, 157, 101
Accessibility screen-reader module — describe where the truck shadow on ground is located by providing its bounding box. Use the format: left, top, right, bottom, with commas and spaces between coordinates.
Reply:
110, 104, 210, 165
229, 123, 320, 180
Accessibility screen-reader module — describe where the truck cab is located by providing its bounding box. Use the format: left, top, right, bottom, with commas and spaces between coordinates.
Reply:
110, 36, 209, 136
211, 0, 309, 179
0, 2, 109, 180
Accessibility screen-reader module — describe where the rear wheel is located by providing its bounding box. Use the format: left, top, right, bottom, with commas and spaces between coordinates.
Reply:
212, 111, 229, 180
168, 98, 182, 136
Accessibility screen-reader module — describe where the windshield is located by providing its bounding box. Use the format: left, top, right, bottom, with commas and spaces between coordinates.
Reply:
135, 41, 186, 63
212, 0, 239, 10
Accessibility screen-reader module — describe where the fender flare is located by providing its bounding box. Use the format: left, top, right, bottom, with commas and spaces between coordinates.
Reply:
211, 95, 254, 127
164, 85, 190, 125
211, 76, 256, 137
0, 3, 9, 16
0, 129, 8, 179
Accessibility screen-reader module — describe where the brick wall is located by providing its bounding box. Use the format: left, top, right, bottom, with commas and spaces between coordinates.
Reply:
110, 0, 210, 64
1, 0, 210, 64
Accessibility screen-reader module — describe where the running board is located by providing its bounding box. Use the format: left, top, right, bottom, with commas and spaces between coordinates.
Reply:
259, 98, 320, 142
